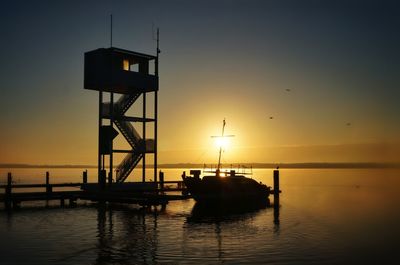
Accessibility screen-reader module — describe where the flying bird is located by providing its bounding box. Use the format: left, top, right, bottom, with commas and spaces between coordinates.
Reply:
285, 89, 291, 92
346, 122, 351, 126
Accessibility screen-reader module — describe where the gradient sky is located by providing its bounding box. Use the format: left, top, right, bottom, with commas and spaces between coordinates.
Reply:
0, 0, 399, 165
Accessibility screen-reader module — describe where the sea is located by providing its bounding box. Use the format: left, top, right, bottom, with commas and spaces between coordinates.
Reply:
0, 168, 399, 265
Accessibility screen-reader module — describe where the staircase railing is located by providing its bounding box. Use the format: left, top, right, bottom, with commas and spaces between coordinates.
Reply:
116, 152, 143, 183
116, 93, 141, 115
114, 120, 141, 148
101, 93, 141, 118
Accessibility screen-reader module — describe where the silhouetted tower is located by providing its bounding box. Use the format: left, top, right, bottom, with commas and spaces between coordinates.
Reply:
84, 46, 159, 184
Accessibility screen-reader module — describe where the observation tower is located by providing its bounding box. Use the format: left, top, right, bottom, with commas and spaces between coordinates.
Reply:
84, 45, 159, 186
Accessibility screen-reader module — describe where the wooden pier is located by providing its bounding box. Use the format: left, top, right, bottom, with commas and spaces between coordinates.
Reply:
1, 169, 281, 211
0, 172, 190, 210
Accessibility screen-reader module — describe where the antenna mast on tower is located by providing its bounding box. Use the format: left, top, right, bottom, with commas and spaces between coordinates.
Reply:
110, 14, 113, 47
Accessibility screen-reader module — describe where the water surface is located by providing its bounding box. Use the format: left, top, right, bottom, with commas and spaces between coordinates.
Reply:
0, 168, 399, 264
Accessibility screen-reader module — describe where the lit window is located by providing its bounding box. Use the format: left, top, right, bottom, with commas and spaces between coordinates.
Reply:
123, 59, 130, 71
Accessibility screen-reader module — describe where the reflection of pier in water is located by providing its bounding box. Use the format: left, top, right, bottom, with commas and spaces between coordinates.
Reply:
93, 169, 281, 263
95, 204, 162, 265
94, 200, 280, 264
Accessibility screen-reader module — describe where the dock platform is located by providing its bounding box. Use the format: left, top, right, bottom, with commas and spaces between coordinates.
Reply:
0, 173, 190, 210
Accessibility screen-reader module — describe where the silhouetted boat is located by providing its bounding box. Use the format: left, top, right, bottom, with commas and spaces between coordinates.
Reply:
183, 169, 271, 204
182, 119, 271, 204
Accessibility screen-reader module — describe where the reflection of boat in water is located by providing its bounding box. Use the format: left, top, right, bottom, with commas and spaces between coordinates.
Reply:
188, 199, 269, 223
182, 119, 271, 205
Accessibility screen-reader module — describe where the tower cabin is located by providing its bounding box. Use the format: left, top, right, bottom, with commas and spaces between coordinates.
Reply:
84, 47, 158, 94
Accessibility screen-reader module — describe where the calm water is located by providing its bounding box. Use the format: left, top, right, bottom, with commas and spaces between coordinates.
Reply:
0, 168, 399, 264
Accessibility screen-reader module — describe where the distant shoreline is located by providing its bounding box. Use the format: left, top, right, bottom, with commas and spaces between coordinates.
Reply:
1, 163, 399, 169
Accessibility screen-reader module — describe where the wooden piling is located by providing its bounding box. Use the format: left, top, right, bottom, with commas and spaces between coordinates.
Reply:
159, 171, 164, 190
83, 170, 88, 184
273, 170, 279, 194
99, 170, 106, 191
108, 171, 112, 186
46, 171, 52, 193
6, 172, 12, 196
5, 172, 12, 209
273, 169, 280, 206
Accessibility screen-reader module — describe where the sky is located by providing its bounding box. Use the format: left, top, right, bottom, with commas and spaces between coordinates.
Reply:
0, 0, 399, 165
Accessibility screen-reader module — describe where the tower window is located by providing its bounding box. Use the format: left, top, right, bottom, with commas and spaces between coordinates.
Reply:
123, 59, 130, 71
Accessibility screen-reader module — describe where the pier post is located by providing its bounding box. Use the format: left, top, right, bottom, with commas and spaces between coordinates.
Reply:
6, 172, 12, 196
273, 169, 280, 206
159, 171, 164, 190
83, 170, 88, 184
46, 171, 52, 193
108, 171, 112, 186
5, 172, 12, 209
99, 170, 106, 191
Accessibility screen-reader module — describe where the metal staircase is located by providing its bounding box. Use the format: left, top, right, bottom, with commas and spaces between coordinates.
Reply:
102, 93, 152, 183
102, 93, 141, 119
116, 152, 143, 183
114, 120, 140, 148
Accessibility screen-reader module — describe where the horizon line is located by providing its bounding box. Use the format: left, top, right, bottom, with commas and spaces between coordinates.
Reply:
1, 162, 399, 169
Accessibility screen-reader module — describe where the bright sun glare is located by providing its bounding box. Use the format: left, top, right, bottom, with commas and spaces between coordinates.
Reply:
215, 137, 230, 149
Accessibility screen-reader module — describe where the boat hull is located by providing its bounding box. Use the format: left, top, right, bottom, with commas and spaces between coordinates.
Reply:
183, 175, 270, 204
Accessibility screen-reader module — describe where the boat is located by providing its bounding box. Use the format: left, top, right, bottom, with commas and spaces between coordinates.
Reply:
182, 119, 271, 204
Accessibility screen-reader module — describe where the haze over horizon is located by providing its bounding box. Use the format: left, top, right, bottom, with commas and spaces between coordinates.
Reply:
1, 0, 399, 165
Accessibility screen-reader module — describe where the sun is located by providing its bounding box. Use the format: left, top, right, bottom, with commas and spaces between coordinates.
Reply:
214, 136, 231, 149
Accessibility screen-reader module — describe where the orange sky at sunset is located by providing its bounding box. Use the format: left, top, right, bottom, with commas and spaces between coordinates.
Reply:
0, 1, 399, 165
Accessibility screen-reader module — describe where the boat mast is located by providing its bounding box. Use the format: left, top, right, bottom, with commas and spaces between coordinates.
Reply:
217, 119, 226, 172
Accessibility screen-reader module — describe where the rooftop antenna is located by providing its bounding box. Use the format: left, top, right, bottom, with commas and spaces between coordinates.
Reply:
152, 23, 161, 56
110, 14, 113, 47
157, 28, 160, 55
152, 22, 156, 40
152, 24, 160, 75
